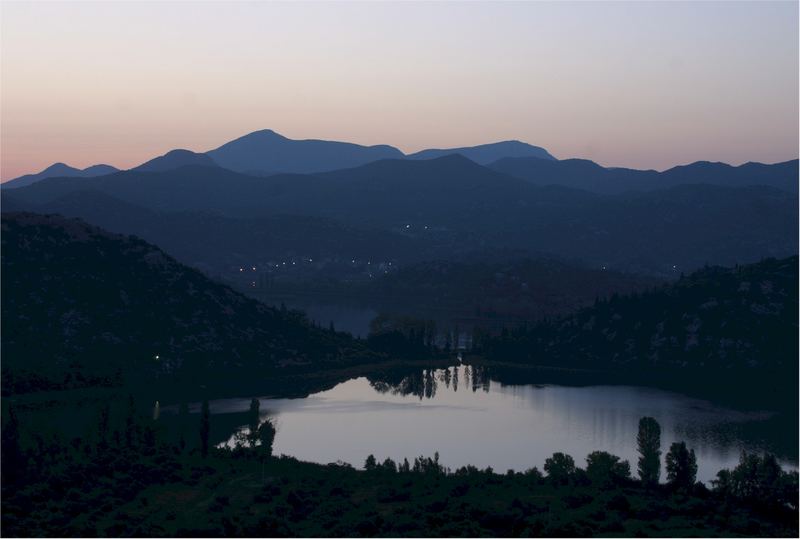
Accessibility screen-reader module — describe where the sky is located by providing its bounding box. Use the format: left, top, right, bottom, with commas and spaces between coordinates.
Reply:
1, 1, 798, 180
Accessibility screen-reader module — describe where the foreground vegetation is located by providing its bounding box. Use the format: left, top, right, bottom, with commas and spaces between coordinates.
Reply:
2, 400, 797, 537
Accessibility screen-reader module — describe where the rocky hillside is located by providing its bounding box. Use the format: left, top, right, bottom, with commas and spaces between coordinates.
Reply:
1, 213, 371, 395
477, 256, 798, 373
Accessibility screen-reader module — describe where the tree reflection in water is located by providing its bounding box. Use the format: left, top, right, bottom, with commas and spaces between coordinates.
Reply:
367, 365, 491, 400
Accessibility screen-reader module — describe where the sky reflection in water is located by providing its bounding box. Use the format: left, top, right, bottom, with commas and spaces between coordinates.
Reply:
204, 366, 795, 484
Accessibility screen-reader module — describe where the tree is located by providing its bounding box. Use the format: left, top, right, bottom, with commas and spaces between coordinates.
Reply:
364, 454, 378, 471
544, 452, 575, 485
200, 399, 210, 458
665, 441, 697, 489
178, 402, 189, 452
125, 394, 137, 448
585, 451, 631, 487
637, 416, 661, 486
97, 403, 111, 447
247, 398, 260, 447
258, 420, 276, 483
711, 469, 733, 499
258, 420, 276, 457
756, 453, 783, 500
713, 451, 796, 508
399, 458, 410, 473
1, 406, 24, 485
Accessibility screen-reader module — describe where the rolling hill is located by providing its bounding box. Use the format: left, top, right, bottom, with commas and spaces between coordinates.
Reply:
3, 162, 119, 189
488, 156, 799, 194
1, 212, 374, 396
7, 189, 436, 276
407, 140, 556, 163
478, 256, 798, 373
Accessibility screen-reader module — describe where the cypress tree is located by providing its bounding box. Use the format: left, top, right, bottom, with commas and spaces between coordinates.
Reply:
200, 400, 210, 458
637, 416, 662, 486
247, 398, 260, 448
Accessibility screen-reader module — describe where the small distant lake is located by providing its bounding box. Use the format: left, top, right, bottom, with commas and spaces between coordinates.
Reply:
188, 365, 797, 484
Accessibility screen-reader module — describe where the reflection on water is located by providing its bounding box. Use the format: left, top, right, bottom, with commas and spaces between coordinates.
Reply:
193, 365, 795, 484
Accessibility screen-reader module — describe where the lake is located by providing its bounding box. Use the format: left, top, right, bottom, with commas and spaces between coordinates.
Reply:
189, 365, 796, 484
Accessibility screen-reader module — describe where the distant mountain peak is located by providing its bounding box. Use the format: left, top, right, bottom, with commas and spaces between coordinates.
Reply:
407, 140, 556, 164
133, 149, 219, 172
3, 162, 119, 190
242, 128, 288, 140
207, 129, 405, 175
45, 162, 74, 171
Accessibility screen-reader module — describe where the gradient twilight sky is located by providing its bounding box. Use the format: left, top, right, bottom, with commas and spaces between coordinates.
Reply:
1, 1, 798, 180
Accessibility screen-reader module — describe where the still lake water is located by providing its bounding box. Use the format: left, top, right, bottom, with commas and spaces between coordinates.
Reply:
199, 365, 795, 484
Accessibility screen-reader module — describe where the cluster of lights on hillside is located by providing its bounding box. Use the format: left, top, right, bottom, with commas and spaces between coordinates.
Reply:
232, 257, 396, 284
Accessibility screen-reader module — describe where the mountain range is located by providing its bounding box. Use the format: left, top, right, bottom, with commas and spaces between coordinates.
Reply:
3, 162, 119, 189
3, 129, 558, 185
1, 127, 796, 280
3, 153, 796, 276
489, 157, 799, 194
5, 128, 796, 196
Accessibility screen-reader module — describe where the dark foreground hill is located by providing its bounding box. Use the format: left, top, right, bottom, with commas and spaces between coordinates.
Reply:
475, 256, 799, 409
1, 213, 373, 396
